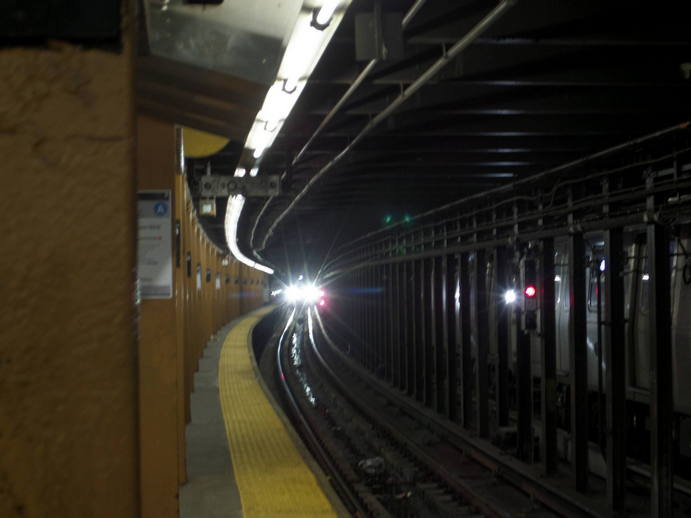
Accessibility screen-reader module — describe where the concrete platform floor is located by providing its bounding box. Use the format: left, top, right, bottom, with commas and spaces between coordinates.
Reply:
180, 321, 243, 518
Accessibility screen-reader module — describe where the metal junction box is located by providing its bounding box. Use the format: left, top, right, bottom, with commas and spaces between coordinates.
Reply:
199, 175, 281, 197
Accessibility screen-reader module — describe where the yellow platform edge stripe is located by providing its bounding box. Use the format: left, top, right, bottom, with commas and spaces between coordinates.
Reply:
218, 307, 338, 518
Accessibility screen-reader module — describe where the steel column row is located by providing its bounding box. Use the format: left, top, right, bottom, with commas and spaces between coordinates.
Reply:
339, 223, 674, 516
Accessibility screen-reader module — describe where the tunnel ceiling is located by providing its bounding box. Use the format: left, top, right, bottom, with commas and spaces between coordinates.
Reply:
190, 0, 691, 277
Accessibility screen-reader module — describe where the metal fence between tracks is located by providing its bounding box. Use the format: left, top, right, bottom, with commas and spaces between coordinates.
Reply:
322, 122, 691, 517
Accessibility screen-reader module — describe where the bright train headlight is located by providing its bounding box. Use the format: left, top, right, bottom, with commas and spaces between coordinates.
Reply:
303, 285, 321, 303
503, 289, 517, 304
283, 284, 324, 305
284, 285, 301, 303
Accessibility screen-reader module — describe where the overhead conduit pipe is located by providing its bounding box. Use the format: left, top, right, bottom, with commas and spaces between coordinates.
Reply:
249, 0, 428, 253
254, 0, 518, 252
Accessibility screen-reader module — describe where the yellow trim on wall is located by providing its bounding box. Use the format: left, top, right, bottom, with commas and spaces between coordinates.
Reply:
182, 127, 230, 158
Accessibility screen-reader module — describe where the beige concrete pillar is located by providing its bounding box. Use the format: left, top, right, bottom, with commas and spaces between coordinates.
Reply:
0, 16, 139, 518
136, 115, 183, 518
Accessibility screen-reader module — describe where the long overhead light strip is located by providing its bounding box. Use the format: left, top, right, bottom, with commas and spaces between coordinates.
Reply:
245, 1, 349, 159
225, 168, 274, 274
225, 195, 274, 275
227, 1, 349, 274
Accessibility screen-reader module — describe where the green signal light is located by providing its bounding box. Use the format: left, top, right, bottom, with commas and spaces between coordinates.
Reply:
383, 214, 393, 225
403, 214, 412, 224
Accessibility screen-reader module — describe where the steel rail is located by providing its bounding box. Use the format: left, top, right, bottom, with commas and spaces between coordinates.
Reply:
274, 310, 367, 516
255, 0, 518, 251
313, 311, 604, 518
311, 310, 600, 518
249, 0, 428, 251
305, 309, 513, 518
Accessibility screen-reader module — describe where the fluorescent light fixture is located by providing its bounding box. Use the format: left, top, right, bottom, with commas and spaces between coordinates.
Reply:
315, 0, 340, 25
249, 167, 259, 177
224, 167, 274, 275
282, 14, 326, 88
245, 2, 349, 158
642, 273, 650, 281
228, 1, 349, 268
225, 195, 274, 274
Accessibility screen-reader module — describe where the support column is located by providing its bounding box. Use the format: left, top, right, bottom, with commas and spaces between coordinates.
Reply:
604, 228, 626, 511
474, 250, 490, 438
516, 323, 532, 461
436, 254, 449, 416
426, 257, 436, 408
460, 253, 474, 428
648, 223, 673, 518
0, 26, 138, 517
540, 238, 558, 474
416, 259, 426, 401
389, 259, 397, 385
569, 232, 588, 491
494, 247, 510, 427
398, 260, 410, 394
137, 116, 183, 518
407, 260, 417, 396
446, 254, 459, 422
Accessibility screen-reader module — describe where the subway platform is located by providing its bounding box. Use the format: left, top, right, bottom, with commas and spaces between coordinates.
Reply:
180, 306, 345, 518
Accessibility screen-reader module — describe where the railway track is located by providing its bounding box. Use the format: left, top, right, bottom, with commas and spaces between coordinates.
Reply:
274, 306, 563, 517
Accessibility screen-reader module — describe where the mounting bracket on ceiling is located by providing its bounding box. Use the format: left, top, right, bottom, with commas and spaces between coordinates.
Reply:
199, 175, 281, 197
354, 0, 403, 62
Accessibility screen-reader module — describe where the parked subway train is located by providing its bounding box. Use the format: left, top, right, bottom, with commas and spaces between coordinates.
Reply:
483, 228, 691, 478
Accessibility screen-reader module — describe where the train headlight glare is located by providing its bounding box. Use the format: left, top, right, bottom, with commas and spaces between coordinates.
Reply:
303, 285, 321, 303
283, 284, 324, 304
284, 285, 301, 303
504, 289, 517, 304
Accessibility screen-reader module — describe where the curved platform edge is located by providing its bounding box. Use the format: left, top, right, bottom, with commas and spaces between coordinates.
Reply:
218, 305, 347, 518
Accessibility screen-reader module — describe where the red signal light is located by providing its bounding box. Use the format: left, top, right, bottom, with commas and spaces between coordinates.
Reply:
319, 299, 326, 307
524, 285, 537, 298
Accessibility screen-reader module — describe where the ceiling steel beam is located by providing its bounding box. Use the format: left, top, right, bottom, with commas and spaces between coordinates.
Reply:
254, 1, 526, 250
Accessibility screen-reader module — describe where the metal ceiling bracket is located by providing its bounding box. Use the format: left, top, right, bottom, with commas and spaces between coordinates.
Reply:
199, 175, 281, 197
355, 2, 403, 62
